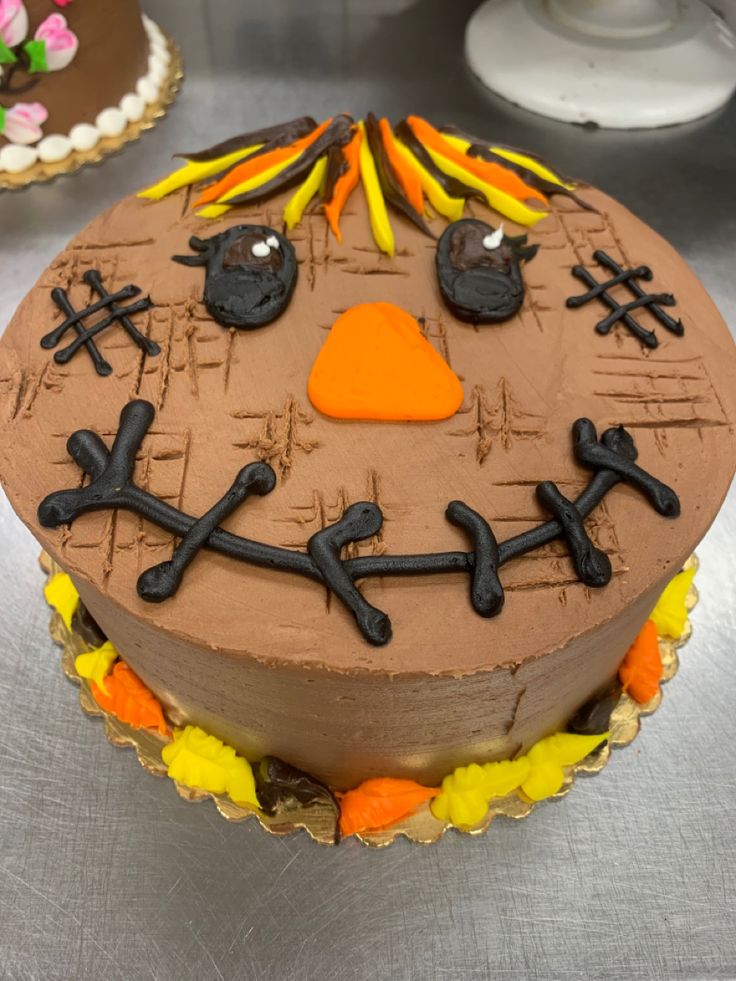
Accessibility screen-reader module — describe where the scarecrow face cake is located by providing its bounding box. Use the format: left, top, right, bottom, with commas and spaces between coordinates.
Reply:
1, 114, 735, 818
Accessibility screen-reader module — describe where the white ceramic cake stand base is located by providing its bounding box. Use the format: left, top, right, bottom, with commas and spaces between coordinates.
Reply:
465, 0, 736, 129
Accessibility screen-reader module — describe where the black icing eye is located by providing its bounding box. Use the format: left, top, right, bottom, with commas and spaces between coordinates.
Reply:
172, 224, 297, 330
435, 218, 538, 325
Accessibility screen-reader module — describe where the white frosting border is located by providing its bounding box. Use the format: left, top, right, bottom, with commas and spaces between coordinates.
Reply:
0, 15, 170, 175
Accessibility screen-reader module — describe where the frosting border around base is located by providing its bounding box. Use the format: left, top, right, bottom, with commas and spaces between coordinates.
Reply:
40, 551, 698, 847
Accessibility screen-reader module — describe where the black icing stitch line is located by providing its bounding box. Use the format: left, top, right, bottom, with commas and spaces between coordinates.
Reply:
40, 270, 160, 377
38, 400, 680, 647
566, 251, 684, 349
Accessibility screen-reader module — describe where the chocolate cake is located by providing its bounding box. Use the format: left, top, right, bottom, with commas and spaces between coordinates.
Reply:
0, 0, 172, 177
1, 115, 734, 839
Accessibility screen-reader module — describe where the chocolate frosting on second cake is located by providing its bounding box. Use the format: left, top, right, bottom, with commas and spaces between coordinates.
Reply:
0, 0, 148, 140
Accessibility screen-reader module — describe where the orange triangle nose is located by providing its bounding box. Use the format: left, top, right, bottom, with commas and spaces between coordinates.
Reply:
308, 302, 464, 422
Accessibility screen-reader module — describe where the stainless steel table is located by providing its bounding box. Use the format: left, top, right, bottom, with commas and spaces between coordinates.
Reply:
1, 3, 735, 978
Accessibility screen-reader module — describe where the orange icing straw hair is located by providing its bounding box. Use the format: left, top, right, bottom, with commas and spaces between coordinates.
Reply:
338, 778, 439, 837
378, 117, 424, 215
406, 115, 547, 205
195, 117, 334, 208
91, 661, 170, 736
324, 126, 362, 242
618, 619, 663, 704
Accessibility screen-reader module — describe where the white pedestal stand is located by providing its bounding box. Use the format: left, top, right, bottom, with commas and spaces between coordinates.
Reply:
465, 0, 736, 129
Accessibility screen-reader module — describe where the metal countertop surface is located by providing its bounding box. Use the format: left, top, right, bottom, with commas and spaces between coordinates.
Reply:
1, 2, 735, 979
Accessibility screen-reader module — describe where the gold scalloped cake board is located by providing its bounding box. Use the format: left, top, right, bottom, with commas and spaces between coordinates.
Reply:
0, 27, 183, 191
40, 552, 698, 847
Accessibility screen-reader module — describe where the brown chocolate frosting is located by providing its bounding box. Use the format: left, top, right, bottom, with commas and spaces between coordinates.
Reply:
0, 0, 148, 141
1, 181, 735, 788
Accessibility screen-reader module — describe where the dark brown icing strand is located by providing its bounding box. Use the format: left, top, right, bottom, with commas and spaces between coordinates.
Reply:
466, 144, 594, 211
439, 125, 576, 184
176, 116, 318, 163
321, 143, 349, 206
438, 123, 594, 209
220, 115, 354, 208
364, 113, 433, 238
394, 119, 481, 200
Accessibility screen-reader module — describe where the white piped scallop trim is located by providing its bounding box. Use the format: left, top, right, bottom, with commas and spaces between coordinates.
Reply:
0, 16, 170, 174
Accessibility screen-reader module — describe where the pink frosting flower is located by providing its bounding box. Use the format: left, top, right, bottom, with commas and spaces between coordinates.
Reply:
2, 100, 47, 143
34, 12, 77, 70
52, 0, 74, 6
0, 0, 28, 48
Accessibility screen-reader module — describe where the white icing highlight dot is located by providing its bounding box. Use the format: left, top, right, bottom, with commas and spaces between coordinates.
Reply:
251, 241, 271, 258
266, 235, 280, 249
120, 93, 146, 123
482, 225, 505, 250
38, 135, 73, 163
69, 123, 100, 152
95, 108, 127, 138
0, 144, 39, 173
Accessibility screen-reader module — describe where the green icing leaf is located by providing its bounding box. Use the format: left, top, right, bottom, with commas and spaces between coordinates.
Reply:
0, 36, 18, 65
23, 39, 48, 74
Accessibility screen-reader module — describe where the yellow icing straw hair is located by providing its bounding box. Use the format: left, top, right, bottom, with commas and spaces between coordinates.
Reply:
358, 120, 394, 256
217, 151, 302, 205
441, 132, 575, 192
137, 145, 264, 200
196, 152, 302, 218
392, 138, 464, 222
440, 133, 475, 153
195, 204, 232, 219
283, 154, 328, 230
491, 147, 576, 190
423, 143, 547, 227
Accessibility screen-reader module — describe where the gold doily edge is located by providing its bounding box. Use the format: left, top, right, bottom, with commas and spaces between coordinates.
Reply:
39, 552, 699, 848
0, 26, 183, 192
